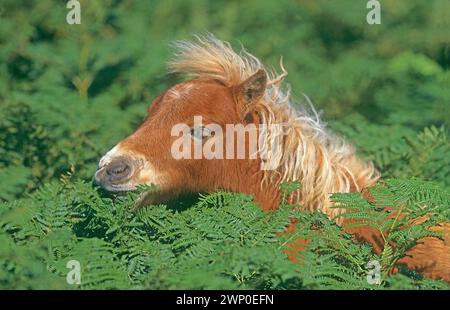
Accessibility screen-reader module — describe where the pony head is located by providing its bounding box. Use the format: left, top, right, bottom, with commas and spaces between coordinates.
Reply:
94, 35, 379, 214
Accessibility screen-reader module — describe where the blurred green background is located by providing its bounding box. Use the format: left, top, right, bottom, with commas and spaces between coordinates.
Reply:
0, 0, 449, 199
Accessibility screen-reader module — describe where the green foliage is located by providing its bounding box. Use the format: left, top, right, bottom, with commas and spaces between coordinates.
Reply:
0, 0, 449, 289
332, 178, 450, 283
1, 179, 449, 289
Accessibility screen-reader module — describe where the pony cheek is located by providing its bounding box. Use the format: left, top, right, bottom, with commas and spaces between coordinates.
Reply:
132, 160, 166, 189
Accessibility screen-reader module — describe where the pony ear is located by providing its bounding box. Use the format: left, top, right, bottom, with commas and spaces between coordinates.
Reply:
233, 69, 267, 113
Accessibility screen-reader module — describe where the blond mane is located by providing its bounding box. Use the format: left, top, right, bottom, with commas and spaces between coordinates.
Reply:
169, 34, 379, 219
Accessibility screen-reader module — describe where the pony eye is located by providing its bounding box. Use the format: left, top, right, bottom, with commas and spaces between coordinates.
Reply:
190, 126, 213, 141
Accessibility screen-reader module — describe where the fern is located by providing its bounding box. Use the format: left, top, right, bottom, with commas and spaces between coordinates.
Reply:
332, 178, 450, 284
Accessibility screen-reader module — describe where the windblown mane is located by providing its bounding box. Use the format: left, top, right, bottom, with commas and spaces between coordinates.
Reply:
169, 35, 379, 219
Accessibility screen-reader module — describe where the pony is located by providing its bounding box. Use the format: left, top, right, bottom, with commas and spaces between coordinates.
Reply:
94, 35, 450, 282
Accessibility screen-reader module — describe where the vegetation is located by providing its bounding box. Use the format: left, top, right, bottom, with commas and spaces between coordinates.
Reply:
0, 0, 449, 289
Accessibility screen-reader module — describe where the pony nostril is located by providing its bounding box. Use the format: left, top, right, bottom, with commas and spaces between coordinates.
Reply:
106, 161, 132, 181
109, 165, 127, 175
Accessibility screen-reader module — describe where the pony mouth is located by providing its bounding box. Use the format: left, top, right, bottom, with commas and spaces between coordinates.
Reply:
93, 178, 137, 193
93, 168, 138, 193
102, 183, 137, 193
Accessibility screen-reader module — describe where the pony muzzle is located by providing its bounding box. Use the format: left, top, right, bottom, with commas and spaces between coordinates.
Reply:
94, 156, 136, 192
